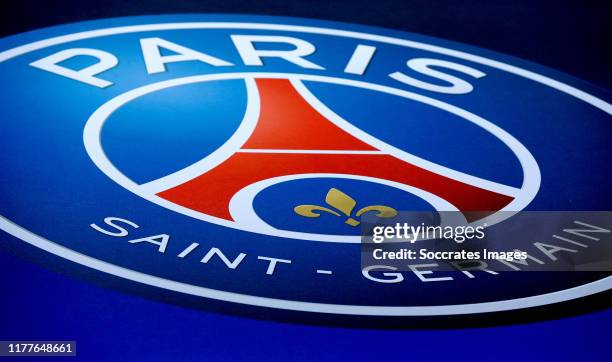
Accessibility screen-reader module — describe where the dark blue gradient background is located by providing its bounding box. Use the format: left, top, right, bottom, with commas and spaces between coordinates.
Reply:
2, 249, 611, 361
1, 1, 610, 361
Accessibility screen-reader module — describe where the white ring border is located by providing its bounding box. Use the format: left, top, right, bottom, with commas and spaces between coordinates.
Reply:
0, 21, 610, 315
227, 173, 466, 236
83, 73, 540, 243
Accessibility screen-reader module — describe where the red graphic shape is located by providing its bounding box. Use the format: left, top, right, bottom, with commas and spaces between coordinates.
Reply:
242, 79, 377, 151
158, 78, 514, 221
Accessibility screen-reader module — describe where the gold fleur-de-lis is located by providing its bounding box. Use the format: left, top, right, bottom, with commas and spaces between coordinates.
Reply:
294, 188, 397, 227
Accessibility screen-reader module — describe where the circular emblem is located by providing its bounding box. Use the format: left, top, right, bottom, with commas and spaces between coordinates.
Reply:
1, 14, 610, 320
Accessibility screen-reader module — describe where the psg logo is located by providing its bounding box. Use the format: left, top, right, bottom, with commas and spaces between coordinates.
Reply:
0, 14, 610, 319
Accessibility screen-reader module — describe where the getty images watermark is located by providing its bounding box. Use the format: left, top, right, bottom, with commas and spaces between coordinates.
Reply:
361, 211, 612, 273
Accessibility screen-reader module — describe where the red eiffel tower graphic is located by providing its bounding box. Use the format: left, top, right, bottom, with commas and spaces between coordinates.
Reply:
157, 78, 513, 221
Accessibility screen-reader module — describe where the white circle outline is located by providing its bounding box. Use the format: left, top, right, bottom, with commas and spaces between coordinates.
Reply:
83, 73, 540, 243
228, 173, 466, 237
0, 20, 610, 315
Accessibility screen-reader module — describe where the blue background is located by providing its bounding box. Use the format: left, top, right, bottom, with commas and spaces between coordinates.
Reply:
2, 249, 611, 361
1, 2, 611, 361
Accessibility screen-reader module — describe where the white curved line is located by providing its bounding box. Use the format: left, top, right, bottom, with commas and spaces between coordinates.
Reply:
228, 174, 465, 243
0, 22, 610, 117
83, 72, 540, 242
1, 214, 611, 315
291, 78, 528, 198
2, 20, 610, 314
290, 78, 543, 225
138, 77, 260, 194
